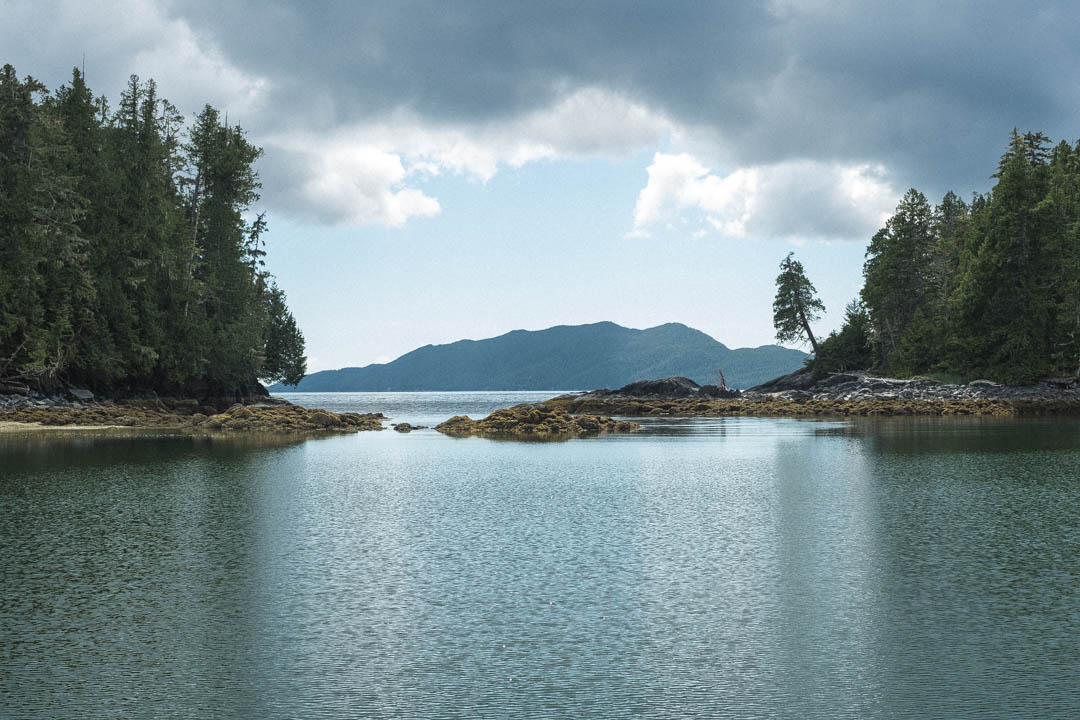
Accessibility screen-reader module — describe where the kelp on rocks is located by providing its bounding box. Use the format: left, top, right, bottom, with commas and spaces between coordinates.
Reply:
436, 403, 640, 439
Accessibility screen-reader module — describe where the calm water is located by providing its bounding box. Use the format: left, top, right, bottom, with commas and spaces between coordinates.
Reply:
2, 392, 1080, 718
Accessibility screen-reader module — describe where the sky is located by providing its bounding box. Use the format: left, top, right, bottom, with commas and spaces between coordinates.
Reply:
5, 0, 1080, 371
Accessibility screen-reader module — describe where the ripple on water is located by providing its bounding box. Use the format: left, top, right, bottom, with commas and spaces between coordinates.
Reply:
2, 396, 1080, 718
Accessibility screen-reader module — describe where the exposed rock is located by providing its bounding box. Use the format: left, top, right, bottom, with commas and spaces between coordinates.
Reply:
749, 367, 819, 393
228, 405, 254, 420
307, 410, 342, 428
609, 377, 703, 397
0, 398, 387, 433
392, 423, 427, 433
593, 376, 741, 400
436, 403, 640, 439
542, 372, 1080, 418
69, 388, 94, 401
435, 416, 476, 434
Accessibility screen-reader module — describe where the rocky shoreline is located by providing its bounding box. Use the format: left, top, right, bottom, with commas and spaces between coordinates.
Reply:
0, 389, 385, 434
543, 373, 1080, 417
435, 403, 641, 439
6, 369, 1079, 439
0, 388, 642, 440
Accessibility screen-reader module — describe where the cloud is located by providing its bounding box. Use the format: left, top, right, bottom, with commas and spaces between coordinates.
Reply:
3, 0, 269, 121
165, 0, 1080, 195
630, 153, 898, 242
7, 1, 1080, 227
281, 143, 440, 227
262, 87, 671, 225
128, 11, 270, 120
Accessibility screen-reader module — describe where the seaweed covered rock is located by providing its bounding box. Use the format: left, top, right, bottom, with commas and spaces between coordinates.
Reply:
435, 403, 640, 439
0, 399, 386, 433
544, 372, 1080, 418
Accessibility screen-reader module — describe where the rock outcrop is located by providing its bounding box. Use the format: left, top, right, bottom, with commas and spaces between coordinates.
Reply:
0, 394, 385, 433
543, 371, 1080, 417
590, 376, 741, 399
436, 403, 640, 439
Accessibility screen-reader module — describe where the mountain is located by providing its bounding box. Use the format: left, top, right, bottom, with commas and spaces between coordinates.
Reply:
269, 322, 807, 392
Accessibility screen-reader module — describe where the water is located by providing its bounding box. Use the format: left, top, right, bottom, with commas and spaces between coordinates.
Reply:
277, 390, 574, 427
2, 392, 1080, 718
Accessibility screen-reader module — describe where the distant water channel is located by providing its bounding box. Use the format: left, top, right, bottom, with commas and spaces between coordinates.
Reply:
2, 391, 1080, 718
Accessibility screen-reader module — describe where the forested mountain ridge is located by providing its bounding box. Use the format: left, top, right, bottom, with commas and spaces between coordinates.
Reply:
270, 322, 807, 392
0, 64, 305, 396
810, 130, 1080, 384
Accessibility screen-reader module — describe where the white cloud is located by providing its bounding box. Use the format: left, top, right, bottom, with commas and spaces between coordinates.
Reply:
274, 141, 440, 227
128, 10, 270, 121
5, 0, 271, 122
263, 87, 674, 226
629, 152, 898, 242
2, 4, 903, 236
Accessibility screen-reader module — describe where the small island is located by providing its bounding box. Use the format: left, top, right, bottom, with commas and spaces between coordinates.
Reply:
435, 403, 640, 439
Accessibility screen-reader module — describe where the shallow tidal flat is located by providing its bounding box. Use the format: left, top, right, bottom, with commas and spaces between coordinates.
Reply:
0, 400, 385, 434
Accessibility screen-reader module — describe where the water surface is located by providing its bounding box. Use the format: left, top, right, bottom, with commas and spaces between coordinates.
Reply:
2, 393, 1079, 718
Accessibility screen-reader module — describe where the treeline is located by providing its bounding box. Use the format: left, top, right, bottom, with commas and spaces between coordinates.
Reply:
0, 64, 305, 394
809, 130, 1080, 383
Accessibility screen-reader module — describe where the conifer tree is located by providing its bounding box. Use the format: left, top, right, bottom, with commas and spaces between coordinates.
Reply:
861, 189, 937, 371
773, 252, 825, 355
0, 64, 306, 394
811, 300, 873, 375
262, 283, 307, 386
951, 130, 1055, 381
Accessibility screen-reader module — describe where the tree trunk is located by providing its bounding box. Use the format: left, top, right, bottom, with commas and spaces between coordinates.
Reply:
799, 308, 820, 356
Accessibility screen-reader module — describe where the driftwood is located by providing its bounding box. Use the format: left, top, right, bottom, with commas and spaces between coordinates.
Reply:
0, 381, 30, 395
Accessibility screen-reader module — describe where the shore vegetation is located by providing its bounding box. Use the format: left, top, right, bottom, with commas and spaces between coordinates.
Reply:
0, 64, 305, 396
797, 130, 1080, 384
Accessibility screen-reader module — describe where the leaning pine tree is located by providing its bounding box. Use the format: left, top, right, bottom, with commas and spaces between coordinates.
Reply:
773, 252, 825, 356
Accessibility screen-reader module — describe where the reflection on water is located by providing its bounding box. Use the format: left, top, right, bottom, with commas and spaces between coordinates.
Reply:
2, 394, 1080, 719
0, 426, 315, 453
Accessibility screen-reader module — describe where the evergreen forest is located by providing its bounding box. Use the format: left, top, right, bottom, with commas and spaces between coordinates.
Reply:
809, 130, 1080, 384
0, 64, 306, 395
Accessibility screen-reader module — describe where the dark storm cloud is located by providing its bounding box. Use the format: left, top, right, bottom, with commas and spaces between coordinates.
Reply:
6, 1, 1079, 203
180, 1, 783, 124
165, 0, 1080, 196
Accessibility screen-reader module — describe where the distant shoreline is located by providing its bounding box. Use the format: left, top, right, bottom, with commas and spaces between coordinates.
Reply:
271, 389, 582, 394
5, 372, 1080, 440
